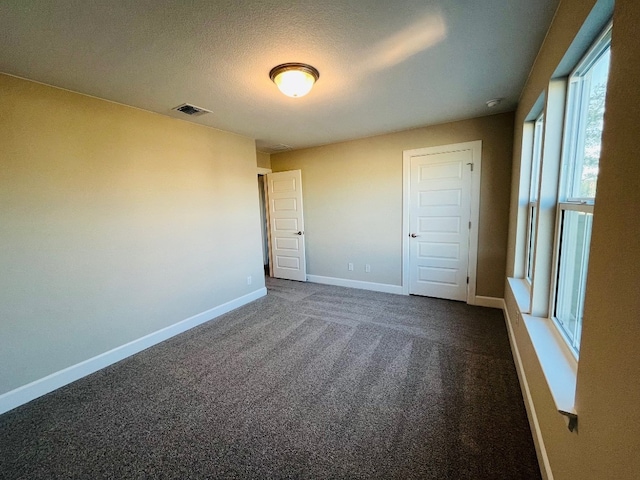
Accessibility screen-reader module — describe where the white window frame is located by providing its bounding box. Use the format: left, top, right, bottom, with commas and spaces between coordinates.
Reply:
550, 22, 612, 357
562, 26, 612, 203
524, 114, 544, 285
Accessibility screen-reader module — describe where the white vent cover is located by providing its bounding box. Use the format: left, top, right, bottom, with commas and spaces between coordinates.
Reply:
268, 144, 293, 152
172, 103, 211, 117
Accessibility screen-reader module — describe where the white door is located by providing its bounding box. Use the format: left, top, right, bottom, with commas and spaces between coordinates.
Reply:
407, 145, 476, 301
266, 170, 307, 282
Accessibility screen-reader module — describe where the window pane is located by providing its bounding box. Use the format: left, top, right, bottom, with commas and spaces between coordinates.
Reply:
525, 113, 544, 283
567, 41, 611, 200
554, 210, 593, 353
530, 115, 544, 202
577, 49, 610, 198
526, 204, 537, 281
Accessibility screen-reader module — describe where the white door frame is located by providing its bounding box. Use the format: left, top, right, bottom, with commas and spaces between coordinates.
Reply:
402, 141, 482, 304
257, 167, 272, 276
265, 169, 307, 282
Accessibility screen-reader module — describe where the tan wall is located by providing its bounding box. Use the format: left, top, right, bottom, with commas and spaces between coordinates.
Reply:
271, 113, 514, 298
0, 74, 265, 394
256, 151, 271, 169
505, 0, 640, 478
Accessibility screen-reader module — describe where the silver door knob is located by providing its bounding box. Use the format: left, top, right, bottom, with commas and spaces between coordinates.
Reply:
410, 233, 419, 238
296, 231, 303, 235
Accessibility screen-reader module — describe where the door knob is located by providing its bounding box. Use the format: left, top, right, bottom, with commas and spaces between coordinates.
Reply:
296, 231, 303, 235
410, 233, 419, 238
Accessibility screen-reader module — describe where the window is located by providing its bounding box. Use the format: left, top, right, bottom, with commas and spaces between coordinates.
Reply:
525, 114, 544, 283
552, 24, 612, 355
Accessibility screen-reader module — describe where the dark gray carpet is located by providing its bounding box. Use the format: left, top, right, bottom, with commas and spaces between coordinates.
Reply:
0, 277, 541, 479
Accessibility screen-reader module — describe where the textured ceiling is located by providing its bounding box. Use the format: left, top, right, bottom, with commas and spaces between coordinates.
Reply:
0, 0, 559, 152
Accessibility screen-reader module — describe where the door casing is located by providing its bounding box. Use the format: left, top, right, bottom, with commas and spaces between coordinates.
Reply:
257, 167, 272, 274
402, 141, 482, 303
265, 169, 307, 282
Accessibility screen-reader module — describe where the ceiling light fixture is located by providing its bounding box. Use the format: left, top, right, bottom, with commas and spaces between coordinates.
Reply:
269, 63, 320, 98
486, 98, 503, 108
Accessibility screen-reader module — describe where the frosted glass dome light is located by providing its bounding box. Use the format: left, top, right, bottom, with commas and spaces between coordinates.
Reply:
269, 63, 320, 98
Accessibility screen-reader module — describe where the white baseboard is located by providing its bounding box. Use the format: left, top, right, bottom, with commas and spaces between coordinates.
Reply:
501, 300, 553, 480
306, 275, 404, 295
0, 287, 267, 416
472, 295, 504, 309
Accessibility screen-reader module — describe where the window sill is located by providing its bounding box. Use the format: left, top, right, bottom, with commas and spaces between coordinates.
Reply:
508, 277, 531, 313
507, 278, 578, 431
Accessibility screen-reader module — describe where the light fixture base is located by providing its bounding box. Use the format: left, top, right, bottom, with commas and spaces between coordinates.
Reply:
269, 63, 320, 82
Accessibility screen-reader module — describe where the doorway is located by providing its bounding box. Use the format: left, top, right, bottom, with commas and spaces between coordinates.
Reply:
257, 171, 270, 275
257, 168, 308, 282
402, 141, 482, 303
264, 170, 307, 282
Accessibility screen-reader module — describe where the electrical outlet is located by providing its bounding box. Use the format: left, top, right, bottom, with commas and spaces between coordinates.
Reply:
348, 263, 354, 271
365, 264, 371, 273
247, 276, 252, 285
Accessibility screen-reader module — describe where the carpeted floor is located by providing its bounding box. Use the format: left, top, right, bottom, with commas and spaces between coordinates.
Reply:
0, 277, 541, 479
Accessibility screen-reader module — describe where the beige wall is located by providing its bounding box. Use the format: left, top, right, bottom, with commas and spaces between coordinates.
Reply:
579, 0, 640, 475
271, 113, 514, 298
0, 74, 265, 394
505, 0, 640, 478
256, 151, 271, 169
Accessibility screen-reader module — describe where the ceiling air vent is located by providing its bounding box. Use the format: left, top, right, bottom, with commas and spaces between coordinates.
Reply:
172, 103, 211, 117
268, 144, 293, 153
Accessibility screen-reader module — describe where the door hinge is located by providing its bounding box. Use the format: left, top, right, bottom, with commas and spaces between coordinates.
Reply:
466, 276, 469, 284
467, 162, 474, 172
468, 221, 471, 229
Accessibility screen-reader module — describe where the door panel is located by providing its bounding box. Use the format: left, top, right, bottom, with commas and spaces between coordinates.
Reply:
409, 147, 473, 301
266, 170, 307, 282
